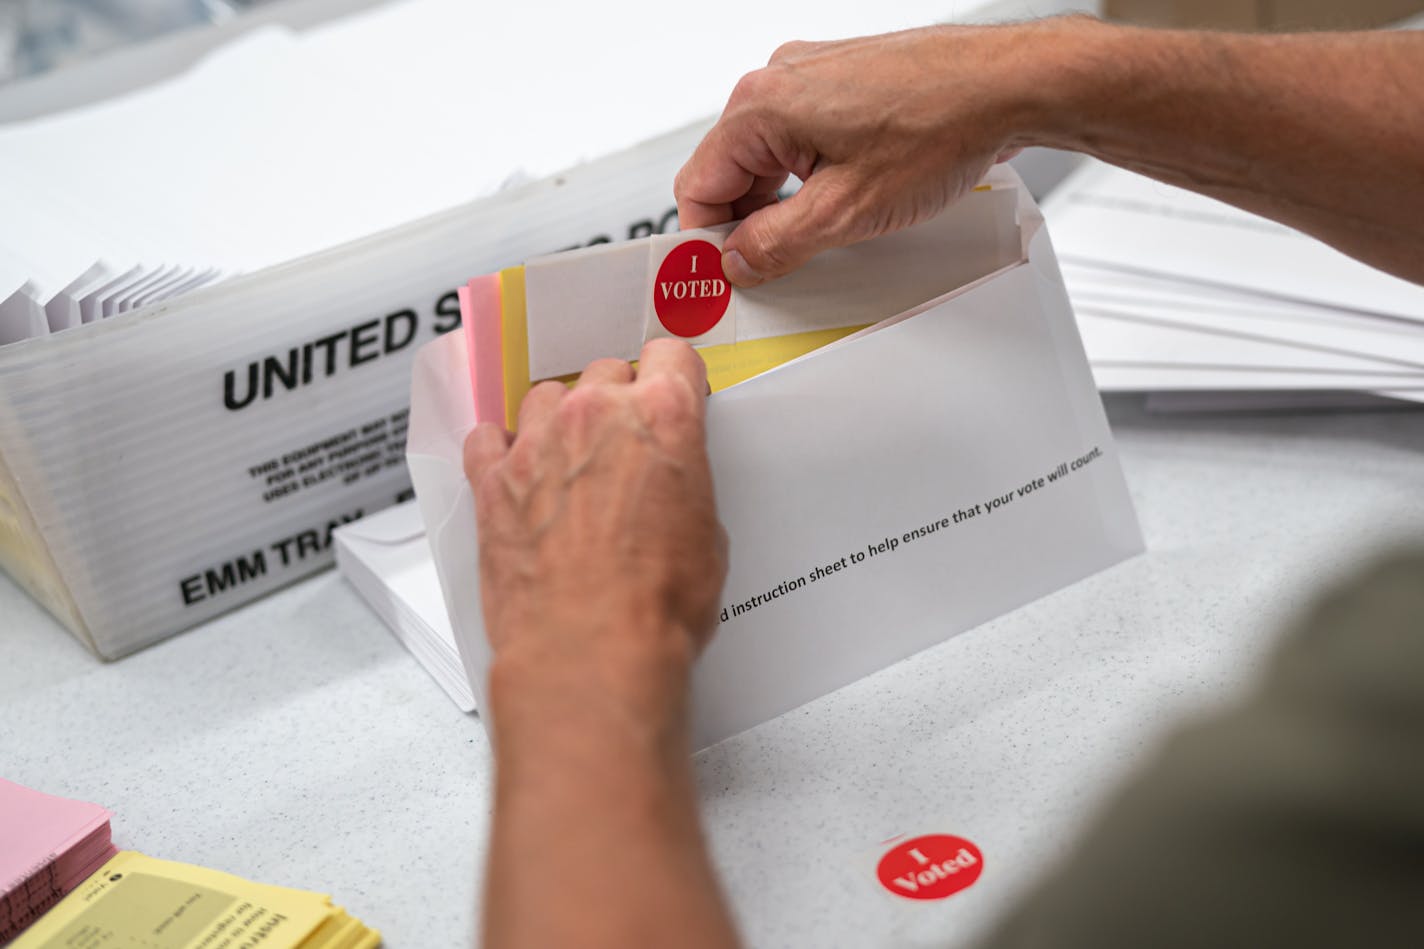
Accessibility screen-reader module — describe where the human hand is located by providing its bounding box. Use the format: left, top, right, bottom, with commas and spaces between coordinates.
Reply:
464, 339, 727, 739
675, 19, 1082, 286
471, 342, 742, 949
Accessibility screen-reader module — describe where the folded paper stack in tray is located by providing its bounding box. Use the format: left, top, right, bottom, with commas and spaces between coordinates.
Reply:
1046, 159, 1424, 412
387, 165, 1144, 746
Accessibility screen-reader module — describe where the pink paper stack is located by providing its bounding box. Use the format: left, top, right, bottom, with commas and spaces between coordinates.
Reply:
0, 778, 118, 943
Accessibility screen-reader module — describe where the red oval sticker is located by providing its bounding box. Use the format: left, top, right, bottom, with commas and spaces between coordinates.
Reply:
653, 239, 730, 338
876, 834, 984, 901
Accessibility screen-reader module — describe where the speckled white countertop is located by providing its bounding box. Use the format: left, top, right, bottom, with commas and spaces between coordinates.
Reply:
6, 396, 1424, 948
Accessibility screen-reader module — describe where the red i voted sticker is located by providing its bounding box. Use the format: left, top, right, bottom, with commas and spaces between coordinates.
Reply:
653, 239, 731, 338
876, 834, 984, 901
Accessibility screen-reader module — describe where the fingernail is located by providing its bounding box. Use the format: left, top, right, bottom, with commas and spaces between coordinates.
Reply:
722, 249, 764, 288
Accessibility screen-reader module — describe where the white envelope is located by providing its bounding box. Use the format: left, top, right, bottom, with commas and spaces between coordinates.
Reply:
407, 174, 1144, 749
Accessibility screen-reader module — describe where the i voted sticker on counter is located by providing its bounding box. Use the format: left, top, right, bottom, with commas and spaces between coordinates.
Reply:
874, 833, 984, 901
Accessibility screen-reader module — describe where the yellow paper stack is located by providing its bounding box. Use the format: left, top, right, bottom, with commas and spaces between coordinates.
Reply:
9, 851, 379, 949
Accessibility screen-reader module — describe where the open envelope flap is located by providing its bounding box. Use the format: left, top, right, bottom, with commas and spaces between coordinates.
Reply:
406, 329, 491, 715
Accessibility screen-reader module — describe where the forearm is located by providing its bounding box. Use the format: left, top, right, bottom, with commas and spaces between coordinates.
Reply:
1015, 19, 1424, 282
482, 640, 741, 949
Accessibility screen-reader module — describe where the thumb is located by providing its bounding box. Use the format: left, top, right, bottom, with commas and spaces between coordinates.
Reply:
720, 168, 864, 287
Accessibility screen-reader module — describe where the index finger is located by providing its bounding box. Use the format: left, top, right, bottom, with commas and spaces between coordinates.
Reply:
675, 120, 791, 230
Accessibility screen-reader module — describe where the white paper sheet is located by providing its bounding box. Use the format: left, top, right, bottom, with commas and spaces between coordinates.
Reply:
1092, 365, 1424, 400
0, 285, 47, 345
44, 262, 111, 334
1143, 390, 1418, 413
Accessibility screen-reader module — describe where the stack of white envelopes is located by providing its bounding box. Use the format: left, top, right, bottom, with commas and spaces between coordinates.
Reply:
1044, 159, 1424, 410
334, 501, 473, 712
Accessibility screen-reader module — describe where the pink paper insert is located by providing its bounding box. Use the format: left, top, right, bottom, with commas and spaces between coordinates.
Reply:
460, 275, 505, 426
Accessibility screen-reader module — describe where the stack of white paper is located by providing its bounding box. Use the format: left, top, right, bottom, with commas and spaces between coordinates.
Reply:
334, 501, 473, 711
1043, 159, 1424, 409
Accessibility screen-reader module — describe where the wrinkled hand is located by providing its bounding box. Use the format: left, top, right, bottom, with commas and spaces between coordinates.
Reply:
464, 339, 727, 734
675, 21, 1067, 286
